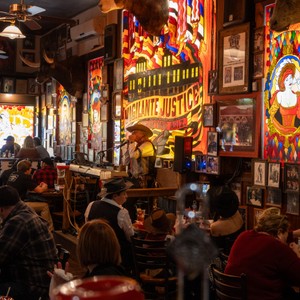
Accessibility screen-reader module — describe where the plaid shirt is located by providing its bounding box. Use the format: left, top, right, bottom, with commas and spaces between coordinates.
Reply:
33, 165, 57, 188
0, 201, 57, 297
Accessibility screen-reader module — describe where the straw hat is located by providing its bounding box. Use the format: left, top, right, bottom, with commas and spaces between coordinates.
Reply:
144, 209, 176, 234
126, 122, 153, 137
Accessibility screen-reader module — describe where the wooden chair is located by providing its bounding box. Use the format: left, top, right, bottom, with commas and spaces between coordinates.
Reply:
131, 236, 177, 299
211, 264, 247, 300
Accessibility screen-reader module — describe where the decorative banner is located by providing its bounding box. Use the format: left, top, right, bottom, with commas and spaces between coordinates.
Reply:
264, 4, 300, 162
122, 0, 213, 157
87, 57, 104, 150
0, 105, 34, 148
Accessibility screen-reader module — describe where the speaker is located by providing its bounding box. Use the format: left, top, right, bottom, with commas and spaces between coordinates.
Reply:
223, 0, 250, 27
104, 24, 117, 62
173, 136, 193, 173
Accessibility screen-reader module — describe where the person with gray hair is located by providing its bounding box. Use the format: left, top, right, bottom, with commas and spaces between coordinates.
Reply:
225, 209, 300, 299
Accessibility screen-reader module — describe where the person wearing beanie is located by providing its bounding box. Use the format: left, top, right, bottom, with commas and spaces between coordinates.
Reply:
0, 185, 57, 300
208, 185, 245, 255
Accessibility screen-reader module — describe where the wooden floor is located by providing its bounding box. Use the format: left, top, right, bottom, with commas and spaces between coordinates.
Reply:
53, 230, 86, 278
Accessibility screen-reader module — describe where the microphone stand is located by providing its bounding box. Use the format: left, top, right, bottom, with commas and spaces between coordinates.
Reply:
97, 141, 127, 168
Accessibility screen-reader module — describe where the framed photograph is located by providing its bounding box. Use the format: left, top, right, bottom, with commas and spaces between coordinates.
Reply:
195, 155, 207, 173
253, 27, 264, 53
207, 131, 218, 156
100, 104, 108, 122
15, 79, 27, 94
247, 186, 263, 207
216, 93, 261, 157
253, 208, 264, 226
155, 158, 163, 168
206, 156, 220, 175
231, 181, 242, 204
28, 78, 38, 94
2, 77, 15, 93
208, 70, 218, 95
286, 192, 299, 215
253, 52, 264, 79
100, 84, 109, 104
266, 188, 282, 207
219, 22, 250, 94
253, 159, 267, 187
114, 58, 123, 90
284, 163, 300, 192
203, 104, 216, 127
267, 162, 281, 188
23, 36, 35, 50
112, 91, 122, 120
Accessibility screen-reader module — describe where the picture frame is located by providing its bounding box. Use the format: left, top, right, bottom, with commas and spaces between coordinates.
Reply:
100, 103, 108, 122
253, 159, 267, 187
195, 155, 207, 173
266, 187, 282, 207
155, 157, 163, 168
284, 163, 300, 193
15, 79, 27, 94
219, 22, 250, 94
112, 91, 122, 120
114, 58, 124, 90
206, 155, 220, 175
207, 131, 218, 156
216, 93, 261, 157
253, 27, 264, 53
2, 77, 15, 93
23, 36, 35, 50
247, 186, 263, 207
253, 51, 264, 79
267, 162, 281, 188
100, 84, 109, 104
286, 192, 299, 215
28, 78, 38, 94
208, 70, 218, 95
203, 104, 216, 127
231, 181, 242, 204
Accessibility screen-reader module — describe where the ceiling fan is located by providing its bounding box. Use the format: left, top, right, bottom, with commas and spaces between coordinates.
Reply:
0, 0, 46, 30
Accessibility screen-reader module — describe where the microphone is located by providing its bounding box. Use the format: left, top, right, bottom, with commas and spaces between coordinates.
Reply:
117, 140, 129, 148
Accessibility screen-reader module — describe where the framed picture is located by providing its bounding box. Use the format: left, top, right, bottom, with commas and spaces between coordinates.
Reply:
207, 131, 218, 156
100, 104, 108, 122
23, 36, 35, 50
253, 52, 264, 79
28, 78, 39, 94
100, 84, 109, 103
88, 148, 95, 162
114, 58, 123, 90
247, 186, 263, 207
15, 79, 27, 94
216, 93, 261, 157
155, 158, 163, 168
203, 104, 216, 127
206, 156, 220, 175
266, 188, 282, 207
112, 91, 122, 120
284, 163, 300, 193
253, 159, 267, 187
219, 22, 250, 94
267, 162, 281, 188
253, 27, 264, 53
195, 155, 207, 173
286, 192, 299, 215
208, 70, 218, 95
2, 77, 15, 93
253, 208, 264, 226
231, 181, 242, 204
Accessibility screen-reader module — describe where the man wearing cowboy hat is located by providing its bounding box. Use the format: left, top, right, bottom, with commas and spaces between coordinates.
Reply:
123, 122, 156, 188
85, 178, 134, 272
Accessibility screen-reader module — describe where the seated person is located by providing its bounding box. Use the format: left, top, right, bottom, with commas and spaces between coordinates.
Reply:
7, 159, 54, 232
33, 137, 50, 160
0, 159, 19, 185
143, 209, 176, 241
225, 210, 300, 300
208, 185, 244, 255
1, 135, 20, 157
16, 136, 40, 160
85, 178, 134, 272
49, 219, 127, 298
33, 157, 57, 189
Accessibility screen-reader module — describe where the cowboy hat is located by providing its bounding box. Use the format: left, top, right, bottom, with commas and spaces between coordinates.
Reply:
144, 209, 176, 234
99, 178, 133, 198
126, 122, 153, 137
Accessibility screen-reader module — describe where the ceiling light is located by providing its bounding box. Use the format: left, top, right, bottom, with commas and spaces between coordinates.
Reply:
0, 24, 25, 39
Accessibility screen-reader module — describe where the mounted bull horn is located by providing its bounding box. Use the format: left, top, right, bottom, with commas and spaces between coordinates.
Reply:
19, 52, 40, 68
98, 0, 169, 36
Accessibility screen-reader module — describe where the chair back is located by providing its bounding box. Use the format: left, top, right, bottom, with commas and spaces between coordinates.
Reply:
211, 264, 247, 300
131, 236, 176, 299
